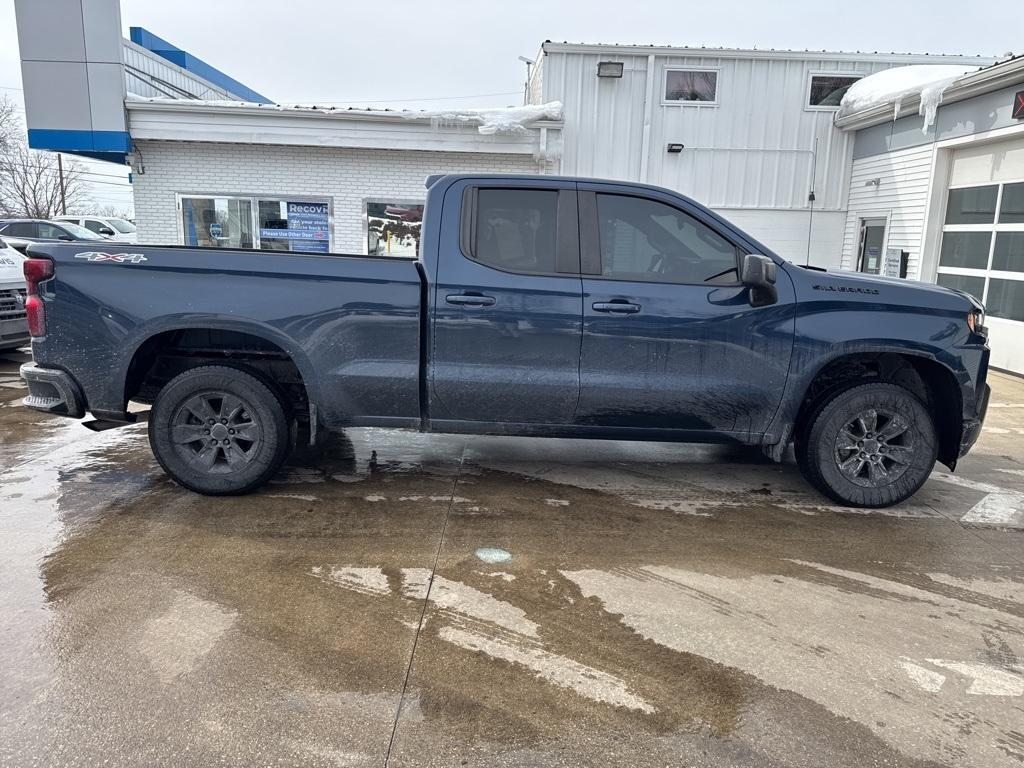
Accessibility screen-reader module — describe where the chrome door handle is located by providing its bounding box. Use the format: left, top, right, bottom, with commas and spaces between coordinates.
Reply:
446, 293, 496, 307
592, 301, 641, 314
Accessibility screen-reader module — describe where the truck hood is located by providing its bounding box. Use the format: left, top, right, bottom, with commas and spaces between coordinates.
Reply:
794, 265, 980, 313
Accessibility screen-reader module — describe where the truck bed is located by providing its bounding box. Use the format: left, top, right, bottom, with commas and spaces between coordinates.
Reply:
27, 243, 425, 426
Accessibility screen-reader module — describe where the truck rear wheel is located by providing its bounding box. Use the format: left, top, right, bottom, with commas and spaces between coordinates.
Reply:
797, 382, 937, 508
148, 365, 289, 495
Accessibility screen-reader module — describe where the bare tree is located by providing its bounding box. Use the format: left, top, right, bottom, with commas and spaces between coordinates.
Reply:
0, 97, 20, 154
94, 204, 134, 219
0, 142, 91, 218
0, 97, 91, 218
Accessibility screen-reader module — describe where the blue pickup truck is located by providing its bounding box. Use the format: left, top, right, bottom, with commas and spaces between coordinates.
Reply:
20, 174, 990, 507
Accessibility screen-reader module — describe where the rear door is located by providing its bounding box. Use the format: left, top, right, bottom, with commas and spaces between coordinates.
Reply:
575, 185, 795, 438
429, 178, 582, 426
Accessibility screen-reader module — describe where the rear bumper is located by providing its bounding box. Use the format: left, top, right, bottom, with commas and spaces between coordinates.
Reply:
20, 362, 85, 418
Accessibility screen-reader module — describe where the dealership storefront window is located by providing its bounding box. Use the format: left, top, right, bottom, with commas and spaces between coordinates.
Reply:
936, 181, 1024, 322
365, 200, 424, 256
179, 195, 331, 252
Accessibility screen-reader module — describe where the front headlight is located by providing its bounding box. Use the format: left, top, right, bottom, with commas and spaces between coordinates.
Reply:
967, 306, 986, 335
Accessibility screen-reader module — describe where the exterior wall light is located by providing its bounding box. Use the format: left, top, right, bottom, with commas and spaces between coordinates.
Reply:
667, 143, 685, 153
597, 61, 624, 78
865, 178, 881, 187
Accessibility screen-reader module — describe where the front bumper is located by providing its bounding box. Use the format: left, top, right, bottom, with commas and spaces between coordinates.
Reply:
0, 317, 29, 350
959, 381, 990, 457
0, 286, 29, 350
20, 362, 85, 418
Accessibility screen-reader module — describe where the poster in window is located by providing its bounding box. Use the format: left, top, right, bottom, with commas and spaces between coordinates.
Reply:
259, 201, 330, 253
366, 201, 424, 256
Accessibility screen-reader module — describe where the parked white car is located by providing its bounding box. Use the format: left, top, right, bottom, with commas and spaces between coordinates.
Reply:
0, 236, 28, 352
54, 215, 137, 244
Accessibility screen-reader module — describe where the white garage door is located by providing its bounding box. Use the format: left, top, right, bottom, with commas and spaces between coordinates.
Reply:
936, 136, 1024, 374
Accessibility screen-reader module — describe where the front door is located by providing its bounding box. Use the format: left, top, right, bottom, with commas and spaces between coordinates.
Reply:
857, 218, 887, 275
575, 186, 795, 438
429, 180, 582, 426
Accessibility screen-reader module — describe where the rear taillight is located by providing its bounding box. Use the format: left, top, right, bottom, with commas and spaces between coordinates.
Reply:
23, 258, 54, 337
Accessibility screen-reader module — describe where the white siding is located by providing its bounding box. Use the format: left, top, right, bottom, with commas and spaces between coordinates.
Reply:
541, 49, 955, 213
839, 145, 935, 276
131, 141, 543, 252
720, 209, 847, 269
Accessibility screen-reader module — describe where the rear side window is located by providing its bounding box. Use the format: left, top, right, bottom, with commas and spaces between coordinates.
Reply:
471, 189, 558, 273
1, 222, 37, 237
595, 194, 740, 284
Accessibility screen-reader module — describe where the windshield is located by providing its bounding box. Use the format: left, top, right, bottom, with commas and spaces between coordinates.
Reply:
58, 221, 106, 240
107, 218, 136, 234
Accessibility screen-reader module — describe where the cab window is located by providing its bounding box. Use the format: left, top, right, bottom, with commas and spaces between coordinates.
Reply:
469, 189, 558, 274
595, 194, 740, 285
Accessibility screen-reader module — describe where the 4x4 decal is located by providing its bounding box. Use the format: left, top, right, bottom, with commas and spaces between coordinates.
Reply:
74, 252, 148, 264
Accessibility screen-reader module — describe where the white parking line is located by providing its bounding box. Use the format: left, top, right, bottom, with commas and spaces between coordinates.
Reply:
932, 473, 1024, 526
926, 659, 1024, 696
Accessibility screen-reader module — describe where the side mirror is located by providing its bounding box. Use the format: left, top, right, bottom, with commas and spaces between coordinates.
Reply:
741, 254, 778, 307
98, 227, 115, 236
57, 235, 73, 241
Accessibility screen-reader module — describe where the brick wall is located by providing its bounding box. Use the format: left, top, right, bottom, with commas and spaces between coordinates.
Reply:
131, 141, 547, 252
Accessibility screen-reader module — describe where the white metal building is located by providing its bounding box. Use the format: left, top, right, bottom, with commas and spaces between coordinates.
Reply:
528, 42, 993, 266
836, 56, 1024, 374
15, 0, 1010, 279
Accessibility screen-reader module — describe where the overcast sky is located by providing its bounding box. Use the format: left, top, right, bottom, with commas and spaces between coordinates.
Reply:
1, 0, 1022, 213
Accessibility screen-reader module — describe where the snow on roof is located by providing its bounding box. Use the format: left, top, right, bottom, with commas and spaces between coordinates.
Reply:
400, 102, 563, 136
838, 65, 979, 132
124, 96, 563, 135
542, 41, 994, 61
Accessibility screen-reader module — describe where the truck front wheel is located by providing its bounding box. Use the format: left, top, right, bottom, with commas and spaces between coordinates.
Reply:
148, 365, 290, 495
797, 382, 938, 508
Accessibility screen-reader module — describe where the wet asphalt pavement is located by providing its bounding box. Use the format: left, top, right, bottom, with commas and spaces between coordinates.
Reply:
1, 348, 1023, 768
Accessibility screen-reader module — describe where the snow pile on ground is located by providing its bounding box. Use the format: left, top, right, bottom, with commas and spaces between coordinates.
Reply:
404, 101, 563, 135
839, 65, 977, 132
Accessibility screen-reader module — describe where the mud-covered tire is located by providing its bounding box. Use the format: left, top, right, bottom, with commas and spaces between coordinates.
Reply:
148, 365, 289, 495
797, 382, 937, 508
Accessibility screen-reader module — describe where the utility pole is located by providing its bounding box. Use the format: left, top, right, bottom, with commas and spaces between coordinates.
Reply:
518, 56, 535, 105
56, 153, 67, 215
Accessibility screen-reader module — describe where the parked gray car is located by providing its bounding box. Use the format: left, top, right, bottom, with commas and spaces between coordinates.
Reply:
0, 218, 110, 254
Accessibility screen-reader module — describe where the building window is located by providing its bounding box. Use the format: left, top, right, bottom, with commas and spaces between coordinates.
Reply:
937, 181, 1024, 322
664, 69, 718, 104
365, 201, 424, 256
258, 200, 330, 253
179, 195, 330, 252
807, 74, 862, 108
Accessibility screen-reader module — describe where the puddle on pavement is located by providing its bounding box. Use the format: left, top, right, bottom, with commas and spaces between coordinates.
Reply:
3, 413, 1023, 766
